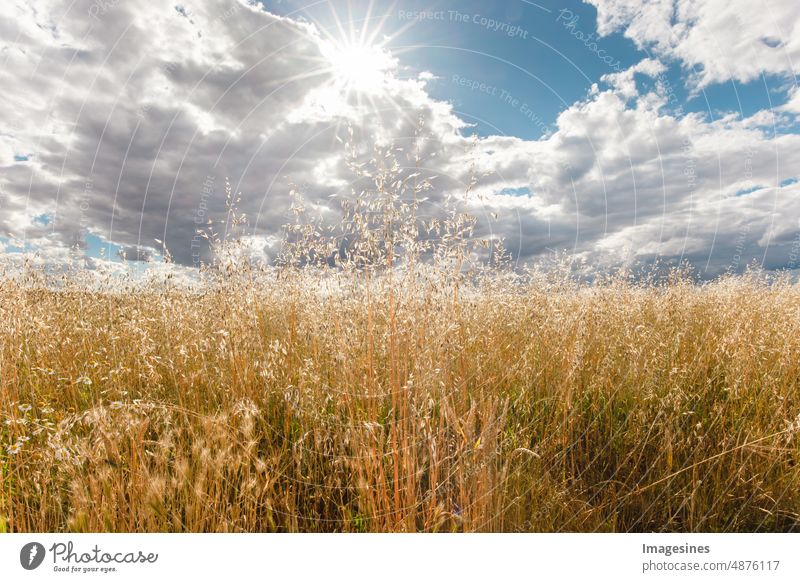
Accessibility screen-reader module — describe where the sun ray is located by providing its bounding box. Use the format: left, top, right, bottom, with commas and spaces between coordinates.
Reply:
280, 0, 438, 136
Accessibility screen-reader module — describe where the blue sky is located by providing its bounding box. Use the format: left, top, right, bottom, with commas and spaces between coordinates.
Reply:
2, 0, 800, 277
261, 0, 797, 140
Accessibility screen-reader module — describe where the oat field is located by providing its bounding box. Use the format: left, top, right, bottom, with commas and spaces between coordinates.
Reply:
2, 262, 799, 532
2, 149, 800, 533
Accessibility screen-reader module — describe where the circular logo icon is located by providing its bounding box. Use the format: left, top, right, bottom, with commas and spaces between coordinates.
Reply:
20, 542, 46, 570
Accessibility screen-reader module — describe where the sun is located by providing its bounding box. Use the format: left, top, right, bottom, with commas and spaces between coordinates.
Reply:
290, 1, 419, 125
322, 40, 396, 92
288, 0, 424, 102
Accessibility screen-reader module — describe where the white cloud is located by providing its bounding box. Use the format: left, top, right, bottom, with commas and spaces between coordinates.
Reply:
781, 86, 800, 114
0, 0, 798, 278
0, 0, 466, 266
439, 62, 800, 274
587, 0, 800, 88
601, 57, 667, 99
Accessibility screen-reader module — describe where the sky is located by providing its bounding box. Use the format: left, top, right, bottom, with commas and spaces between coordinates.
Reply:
1, 0, 800, 277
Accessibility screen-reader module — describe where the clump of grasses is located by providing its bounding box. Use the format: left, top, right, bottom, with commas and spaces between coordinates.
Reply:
1, 130, 799, 532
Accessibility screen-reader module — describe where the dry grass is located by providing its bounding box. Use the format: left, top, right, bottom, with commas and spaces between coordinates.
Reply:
1, 266, 799, 532
2, 136, 799, 532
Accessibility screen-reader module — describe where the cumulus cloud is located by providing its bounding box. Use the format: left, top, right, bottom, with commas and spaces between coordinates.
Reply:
0, 0, 798, 278
0, 0, 470, 268
586, 0, 800, 88
450, 79, 800, 274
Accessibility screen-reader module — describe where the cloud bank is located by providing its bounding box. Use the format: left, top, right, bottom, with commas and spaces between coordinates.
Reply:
0, 0, 798, 277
